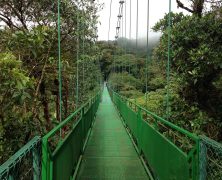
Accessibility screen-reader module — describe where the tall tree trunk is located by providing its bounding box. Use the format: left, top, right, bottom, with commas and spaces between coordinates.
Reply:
193, 0, 205, 17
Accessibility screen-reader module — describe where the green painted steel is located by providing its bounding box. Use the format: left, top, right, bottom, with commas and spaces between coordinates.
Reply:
57, 0, 62, 127
109, 87, 200, 180
0, 136, 41, 180
77, 87, 149, 180
41, 91, 101, 180
166, 0, 172, 119
199, 136, 222, 179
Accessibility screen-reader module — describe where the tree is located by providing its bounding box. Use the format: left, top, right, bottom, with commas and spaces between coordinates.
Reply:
176, 0, 222, 17
153, 12, 185, 32
176, 0, 205, 17
153, 11, 222, 140
0, 0, 103, 162
0, 53, 35, 163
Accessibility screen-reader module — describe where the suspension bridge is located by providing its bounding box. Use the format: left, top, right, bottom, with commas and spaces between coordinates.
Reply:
0, 0, 222, 179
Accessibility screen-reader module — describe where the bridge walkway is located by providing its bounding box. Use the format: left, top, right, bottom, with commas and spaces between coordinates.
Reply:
76, 87, 149, 179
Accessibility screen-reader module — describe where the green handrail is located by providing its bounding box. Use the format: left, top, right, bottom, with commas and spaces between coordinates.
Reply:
108, 86, 200, 180
113, 91, 198, 141
42, 91, 101, 180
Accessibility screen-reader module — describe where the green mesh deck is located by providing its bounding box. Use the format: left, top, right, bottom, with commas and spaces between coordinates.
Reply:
77, 87, 149, 180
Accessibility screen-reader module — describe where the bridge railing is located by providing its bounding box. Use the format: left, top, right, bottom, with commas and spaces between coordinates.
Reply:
41, 91, 101, 180
199, 136, 222, 179
108, 87, 200, 180
0, 136, 41, 180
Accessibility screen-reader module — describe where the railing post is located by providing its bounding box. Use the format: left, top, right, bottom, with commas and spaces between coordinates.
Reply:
81, 108, 85, 153
199, 138, 207, 180
42, 138, 50, 180
137, 108, 142, 154
33, 146, 41, 180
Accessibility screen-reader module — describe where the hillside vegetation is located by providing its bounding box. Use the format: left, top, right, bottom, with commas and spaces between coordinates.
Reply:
105, 10, 222, 142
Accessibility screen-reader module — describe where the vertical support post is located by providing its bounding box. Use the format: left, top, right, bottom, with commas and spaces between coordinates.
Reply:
81, 108, 85, 153
76, 12, 79, 109
137, 108, 142, 154
33, 147, 40, 180
57, 0, 62, 138
135, 0, 139, 74
145, 0, 150, 110
42, 139, 50, 180
199, 139, 207, 180
166, 0, 172, 120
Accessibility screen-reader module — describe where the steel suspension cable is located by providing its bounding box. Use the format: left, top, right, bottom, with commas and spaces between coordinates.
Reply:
129, 0, 131, 74
135, 0, 139, 75
124, 0, 127, 73
108, 0, 113, 43
57, 0, 62, 133
76, 12, 79, 108
107, 0, 113, 73
82, 22, 85, 99
166, 0, 172, 119
145, 0, 150, 109
121, 12, 124, 75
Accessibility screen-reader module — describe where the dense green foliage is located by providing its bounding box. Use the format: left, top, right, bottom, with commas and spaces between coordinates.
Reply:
1, 0, 222, 165
0, 0, 102, 163
107, 11, 222, 142
0, 53, 35, 157
152, 11, 222, 140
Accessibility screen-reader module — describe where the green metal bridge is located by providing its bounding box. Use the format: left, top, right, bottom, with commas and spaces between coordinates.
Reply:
0, 0, 222, 179
1, 85, 222, 180
76, 87, 148, 180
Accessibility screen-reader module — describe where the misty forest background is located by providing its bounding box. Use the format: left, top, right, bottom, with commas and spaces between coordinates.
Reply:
0, 0, 222, 163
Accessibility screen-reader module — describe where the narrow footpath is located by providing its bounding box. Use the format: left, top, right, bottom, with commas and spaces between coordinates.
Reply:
77, 87, 149, 180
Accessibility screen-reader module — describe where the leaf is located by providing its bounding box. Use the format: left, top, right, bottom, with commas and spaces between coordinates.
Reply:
194, 79, 197, 85
31, 49, 37, 58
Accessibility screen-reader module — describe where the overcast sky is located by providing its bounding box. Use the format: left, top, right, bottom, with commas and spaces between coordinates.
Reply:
97, 0, 189, 41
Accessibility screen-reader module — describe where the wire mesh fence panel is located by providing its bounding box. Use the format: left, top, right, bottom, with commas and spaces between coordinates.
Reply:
0, 136, 41, 180
199, 136, 222, 180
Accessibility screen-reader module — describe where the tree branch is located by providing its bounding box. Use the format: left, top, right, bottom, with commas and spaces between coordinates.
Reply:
176, 0, 194, 13
5, 1, 28, 29
0, 13, 21, 30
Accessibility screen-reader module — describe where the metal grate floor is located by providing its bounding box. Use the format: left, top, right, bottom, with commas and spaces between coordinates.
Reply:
76, 87, 149, 180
